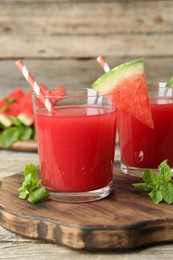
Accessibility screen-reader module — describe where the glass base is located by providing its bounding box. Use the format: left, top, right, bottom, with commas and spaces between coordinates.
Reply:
121, 162, 173, 178
120, 163, 159, 178
47, 181, 113, 203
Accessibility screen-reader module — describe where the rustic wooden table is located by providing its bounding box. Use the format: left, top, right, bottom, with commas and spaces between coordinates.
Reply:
1, 150, 173, 259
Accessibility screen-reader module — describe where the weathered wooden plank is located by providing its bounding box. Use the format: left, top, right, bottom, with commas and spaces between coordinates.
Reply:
0, 1, 173, 59
1, 241, 172, 260
0, 58, 172, 97
0, 150, 39, 181
3, 0, 172, 2
0, 1, 172, 35
0, 242, 173, 260
0, 34, 173, 59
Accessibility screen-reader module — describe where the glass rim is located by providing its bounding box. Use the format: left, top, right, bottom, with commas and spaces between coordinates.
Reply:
147, 83, 173, 98
32, 87, 111, 99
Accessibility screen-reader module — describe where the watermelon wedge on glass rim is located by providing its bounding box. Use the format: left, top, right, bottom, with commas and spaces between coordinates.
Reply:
166, 75, 173, 87
92, 58, 154, 129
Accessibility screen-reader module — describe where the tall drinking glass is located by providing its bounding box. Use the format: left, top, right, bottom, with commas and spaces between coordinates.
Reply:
33, 88, 117, 202
118, 84, 173, 177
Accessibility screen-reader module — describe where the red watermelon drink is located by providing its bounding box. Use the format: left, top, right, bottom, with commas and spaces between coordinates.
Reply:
118, 85, 173, 177
33, 88, 117, 202
91, 58, 156, 177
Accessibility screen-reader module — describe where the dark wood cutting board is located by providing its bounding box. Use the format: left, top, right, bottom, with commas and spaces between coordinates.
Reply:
1, 164, 173, 251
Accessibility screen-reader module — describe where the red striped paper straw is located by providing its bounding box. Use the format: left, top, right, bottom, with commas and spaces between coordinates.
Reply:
97, 56, 110, 73
16, 60, 54, 113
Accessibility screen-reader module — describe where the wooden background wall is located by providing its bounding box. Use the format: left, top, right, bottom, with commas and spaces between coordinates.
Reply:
0, 0, 173, 96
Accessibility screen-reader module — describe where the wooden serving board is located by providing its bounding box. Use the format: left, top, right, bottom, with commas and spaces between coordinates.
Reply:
1, 165, 173, 251
0, 140, 37, 152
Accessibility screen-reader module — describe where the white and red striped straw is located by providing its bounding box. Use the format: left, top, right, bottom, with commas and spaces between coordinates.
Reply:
15, 59, 54, 113
97, 56, 110, 73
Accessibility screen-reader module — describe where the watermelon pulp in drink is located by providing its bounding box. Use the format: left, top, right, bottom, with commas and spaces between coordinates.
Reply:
118, 97, 173, 169
34, 105, 117, 192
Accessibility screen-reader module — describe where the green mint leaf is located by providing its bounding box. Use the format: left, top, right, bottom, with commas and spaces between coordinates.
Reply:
19, 164, 49, 204
133, 160, 173, 205
19, 165, 39, 199
5, 98, 17, 104
0, 122, 6, 130
32, 126, 37, 140
8, 116, 22, 126
18, 188, 29, 199
149, 189, 163, 204
27, 187, 49, 204
133, 183, 151, 192
158, 160, 172, 183
0, 98, 17, 113
19, 173, 33, 190
0, 125, 32, 148
18, 126, 32, 141
0, 127, 20, 148
23, 165, 40, 190
0, 104, 9, 113
143, 169, 160, 189
161, 183, 173, 204
19, 173, 39, 193
24, 164, 38, 178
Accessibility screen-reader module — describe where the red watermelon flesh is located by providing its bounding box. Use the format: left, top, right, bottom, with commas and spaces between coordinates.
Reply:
17, 110, 34, 126
5, 102, 20, 116
0, 88, 25, 112
92, 58, 154, 129
0, 85, 67, 127
109, 72, 153, 129
17, 91, 34, 125
0, 89, 34, 126
1, 90, 33, 118
39, 84, 47, 91
35, 85, 67, 106
49, 86, 67, 105
18, 91, 33, 114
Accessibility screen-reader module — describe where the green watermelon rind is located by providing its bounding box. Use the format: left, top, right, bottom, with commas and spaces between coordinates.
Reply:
92, 58, 144, 94
166, 76, 173, 88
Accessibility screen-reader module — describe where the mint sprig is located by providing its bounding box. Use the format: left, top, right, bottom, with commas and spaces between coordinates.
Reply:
18, 164, 49, 204
0, 125, 34, 148
133, 160, 173, 204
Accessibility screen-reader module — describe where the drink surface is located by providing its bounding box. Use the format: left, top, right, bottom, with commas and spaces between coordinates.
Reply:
118, 98, 173, 168
35, 105, 117, 192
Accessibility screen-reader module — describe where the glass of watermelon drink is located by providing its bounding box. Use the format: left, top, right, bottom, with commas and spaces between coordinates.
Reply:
118, 84, 173, 177
32, 88, 117, 202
